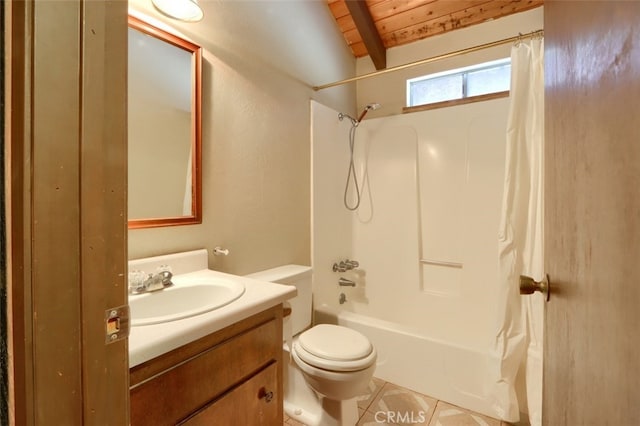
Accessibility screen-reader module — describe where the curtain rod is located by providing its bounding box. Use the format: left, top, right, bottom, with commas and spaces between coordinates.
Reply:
313, 29, 544, 91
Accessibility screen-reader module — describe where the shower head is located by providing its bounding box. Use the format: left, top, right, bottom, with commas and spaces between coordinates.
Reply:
357, 102, 382, 122
337, 103, 382, 126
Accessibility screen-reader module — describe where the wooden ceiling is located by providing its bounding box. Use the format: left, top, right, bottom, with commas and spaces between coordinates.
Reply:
327, 0, 544, 69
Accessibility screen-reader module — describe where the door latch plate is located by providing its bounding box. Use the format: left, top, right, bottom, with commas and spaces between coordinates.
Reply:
105, 305, 130, 344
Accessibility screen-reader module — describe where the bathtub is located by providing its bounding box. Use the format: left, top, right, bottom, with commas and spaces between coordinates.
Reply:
314, 304, 499, 419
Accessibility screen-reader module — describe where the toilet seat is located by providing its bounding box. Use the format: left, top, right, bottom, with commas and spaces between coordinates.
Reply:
294, 324, 376, 372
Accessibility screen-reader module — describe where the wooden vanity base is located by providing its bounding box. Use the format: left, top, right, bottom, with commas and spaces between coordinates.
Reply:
130, 306, 283, 426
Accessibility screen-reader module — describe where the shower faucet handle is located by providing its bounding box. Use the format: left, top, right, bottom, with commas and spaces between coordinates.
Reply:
344, 259, 359, 269
332, 262, 347, 273
332, 259, 360, 272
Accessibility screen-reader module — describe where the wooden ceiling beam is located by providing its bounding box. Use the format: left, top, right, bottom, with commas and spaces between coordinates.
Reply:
344, 0, 387, 69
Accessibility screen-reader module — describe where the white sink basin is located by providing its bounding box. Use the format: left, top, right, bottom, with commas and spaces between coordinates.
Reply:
130, 277, 245, 326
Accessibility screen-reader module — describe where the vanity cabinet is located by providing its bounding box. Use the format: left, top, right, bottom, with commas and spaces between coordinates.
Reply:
180, 363, 279, 425
130, 306, 283, 425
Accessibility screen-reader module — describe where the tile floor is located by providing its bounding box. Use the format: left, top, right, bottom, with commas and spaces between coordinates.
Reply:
283, 377, 514, 426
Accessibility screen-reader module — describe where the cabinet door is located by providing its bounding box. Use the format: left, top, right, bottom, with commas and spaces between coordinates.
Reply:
181, 363, 281, 426
131, 318, 279, 425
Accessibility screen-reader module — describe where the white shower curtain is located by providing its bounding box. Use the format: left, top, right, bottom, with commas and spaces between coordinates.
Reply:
488, 37, 544, 425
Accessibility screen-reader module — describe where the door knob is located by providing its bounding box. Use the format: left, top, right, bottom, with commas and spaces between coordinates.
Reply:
520, 274, 550, 301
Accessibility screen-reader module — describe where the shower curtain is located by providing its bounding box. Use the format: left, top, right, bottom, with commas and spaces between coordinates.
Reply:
488, 37, 544, 425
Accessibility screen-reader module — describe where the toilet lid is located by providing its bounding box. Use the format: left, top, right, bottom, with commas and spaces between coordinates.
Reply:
297, 324, 372, 362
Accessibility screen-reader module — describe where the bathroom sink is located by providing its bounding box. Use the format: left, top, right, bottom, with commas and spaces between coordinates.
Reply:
130, 277, 245, 326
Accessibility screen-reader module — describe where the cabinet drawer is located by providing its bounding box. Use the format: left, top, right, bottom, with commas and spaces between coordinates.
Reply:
180, 363, 280, 426
130, 319, 279, 426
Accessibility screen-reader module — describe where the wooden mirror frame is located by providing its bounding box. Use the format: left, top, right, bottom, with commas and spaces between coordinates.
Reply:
127, 15, 202, 229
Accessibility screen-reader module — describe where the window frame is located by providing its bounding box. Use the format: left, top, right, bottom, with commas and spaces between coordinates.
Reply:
405, 58, 511, 111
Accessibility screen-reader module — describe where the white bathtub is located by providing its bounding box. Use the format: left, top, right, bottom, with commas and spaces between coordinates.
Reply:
314, 304, 500, 419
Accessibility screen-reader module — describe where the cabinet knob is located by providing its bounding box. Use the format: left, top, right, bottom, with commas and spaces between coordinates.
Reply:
258, 387, 274, 403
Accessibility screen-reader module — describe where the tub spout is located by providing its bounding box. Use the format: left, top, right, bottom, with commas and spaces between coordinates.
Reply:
338, 277, 356, 287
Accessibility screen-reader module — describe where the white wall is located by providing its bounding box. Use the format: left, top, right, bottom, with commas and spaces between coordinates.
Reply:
356, 7, 543, 118
126, 1, 356, 274
313, 97, 508, 350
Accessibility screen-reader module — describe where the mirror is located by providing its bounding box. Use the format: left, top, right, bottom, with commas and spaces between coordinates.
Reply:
127, 16, 202, 229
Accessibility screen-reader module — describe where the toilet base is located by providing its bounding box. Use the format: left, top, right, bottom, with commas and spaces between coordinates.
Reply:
285, 398, 359, 426
284, 347, 360, 426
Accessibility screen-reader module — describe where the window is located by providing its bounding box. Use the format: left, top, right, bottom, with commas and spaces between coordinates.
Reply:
407, 58, 511, 108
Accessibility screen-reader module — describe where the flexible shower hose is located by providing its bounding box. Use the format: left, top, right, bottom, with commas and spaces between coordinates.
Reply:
343, 121, 361, 211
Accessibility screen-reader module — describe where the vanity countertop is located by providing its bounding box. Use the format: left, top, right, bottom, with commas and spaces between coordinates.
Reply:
128, 268, 296, 367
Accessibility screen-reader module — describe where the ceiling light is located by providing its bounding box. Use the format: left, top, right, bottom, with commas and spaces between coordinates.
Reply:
151, 0, 204, 22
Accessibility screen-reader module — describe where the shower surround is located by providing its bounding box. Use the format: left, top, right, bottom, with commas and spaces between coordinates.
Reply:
311, 99, 514, 419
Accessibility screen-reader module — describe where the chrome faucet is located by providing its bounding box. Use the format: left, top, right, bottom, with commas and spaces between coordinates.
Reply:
332, 259, 360, 272
129, 269, 173, 294
338, 277, 356, 287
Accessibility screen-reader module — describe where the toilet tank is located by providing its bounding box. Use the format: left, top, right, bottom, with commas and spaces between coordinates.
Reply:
246, 265, 312, 335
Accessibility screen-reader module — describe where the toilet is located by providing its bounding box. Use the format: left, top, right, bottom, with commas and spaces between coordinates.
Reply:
246, 265, 376, 426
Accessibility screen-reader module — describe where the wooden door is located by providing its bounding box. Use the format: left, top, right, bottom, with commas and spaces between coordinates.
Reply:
7, 1, 129, 424
544, 2, 640, 424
